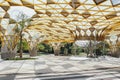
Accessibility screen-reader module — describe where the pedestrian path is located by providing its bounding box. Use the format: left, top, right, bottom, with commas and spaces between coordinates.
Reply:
0, 55, 120, 80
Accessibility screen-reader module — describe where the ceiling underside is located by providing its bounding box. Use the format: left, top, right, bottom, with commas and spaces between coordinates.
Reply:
0, 0, 120, 43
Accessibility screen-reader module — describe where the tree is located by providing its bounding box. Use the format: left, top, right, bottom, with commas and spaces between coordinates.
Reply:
17, 40, 29, 53
64, 48, 68, 56
71, 43, 77, 55
50, 42, 65, 56
84, 40, 95, 57
15, 12, 31, 58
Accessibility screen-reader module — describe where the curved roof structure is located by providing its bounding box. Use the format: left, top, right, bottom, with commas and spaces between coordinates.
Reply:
0, 0, 120, 43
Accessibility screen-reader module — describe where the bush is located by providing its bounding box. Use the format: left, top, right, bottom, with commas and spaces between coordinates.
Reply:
38, 43, 53, 53
17, 40, 29, 52
76, 47, 82, 55
38, 44, 45, 51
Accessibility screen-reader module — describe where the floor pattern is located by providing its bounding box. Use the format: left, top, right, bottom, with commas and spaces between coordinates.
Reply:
0, 55, 120, 80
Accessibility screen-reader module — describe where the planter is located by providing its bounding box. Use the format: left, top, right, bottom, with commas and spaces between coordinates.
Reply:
29, 47, 38, 57
1, 52, 16, 60
111, 52, 120, 58
54, 49, 60, 56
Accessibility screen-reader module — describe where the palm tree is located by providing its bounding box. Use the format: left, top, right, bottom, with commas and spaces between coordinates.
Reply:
15, 12, 31, 58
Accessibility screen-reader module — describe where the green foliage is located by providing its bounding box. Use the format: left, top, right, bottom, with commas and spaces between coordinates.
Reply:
6, 57, 36, 60
38, 43, 45, 51
71, 48, 76, 55
76, 47, 82, 54
38, 43, 53, 53
22, 41, 29, 51
16, 13, 32, 58
96, 41, 109, 55
64, 48, 68, 55
17, 40, 29, 52
63, 43, 73, 54
59, 42, 84, 55
71, 43, 78, 55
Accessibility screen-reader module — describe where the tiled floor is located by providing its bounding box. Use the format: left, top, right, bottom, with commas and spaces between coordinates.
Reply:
0, 55, 120, 80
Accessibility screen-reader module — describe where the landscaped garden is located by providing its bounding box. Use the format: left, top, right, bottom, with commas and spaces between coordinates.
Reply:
0, 0, 120, 79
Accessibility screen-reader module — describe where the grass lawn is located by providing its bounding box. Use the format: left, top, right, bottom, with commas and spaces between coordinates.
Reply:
5, 57, 37, 60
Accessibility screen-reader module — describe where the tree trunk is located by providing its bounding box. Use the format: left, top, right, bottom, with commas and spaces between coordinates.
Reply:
88, 40, 94, 57
64, 48, 68, 56
19, 32, 23, 58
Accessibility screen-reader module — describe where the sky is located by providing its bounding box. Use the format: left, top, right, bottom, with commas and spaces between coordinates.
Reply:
8, 6, 36, 21
112, 0, 120, 5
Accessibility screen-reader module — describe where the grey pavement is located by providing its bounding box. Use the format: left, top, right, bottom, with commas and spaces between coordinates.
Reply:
0, 55, 120, 80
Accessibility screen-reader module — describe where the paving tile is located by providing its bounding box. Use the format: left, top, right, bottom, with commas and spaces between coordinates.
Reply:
0, 55, 120, 80
0, 74, 16, 80
62, 64, 74, 69
34, 61, 45, 65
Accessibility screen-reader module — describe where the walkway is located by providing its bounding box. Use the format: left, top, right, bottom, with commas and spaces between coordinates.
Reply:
0, 55, 120, 80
